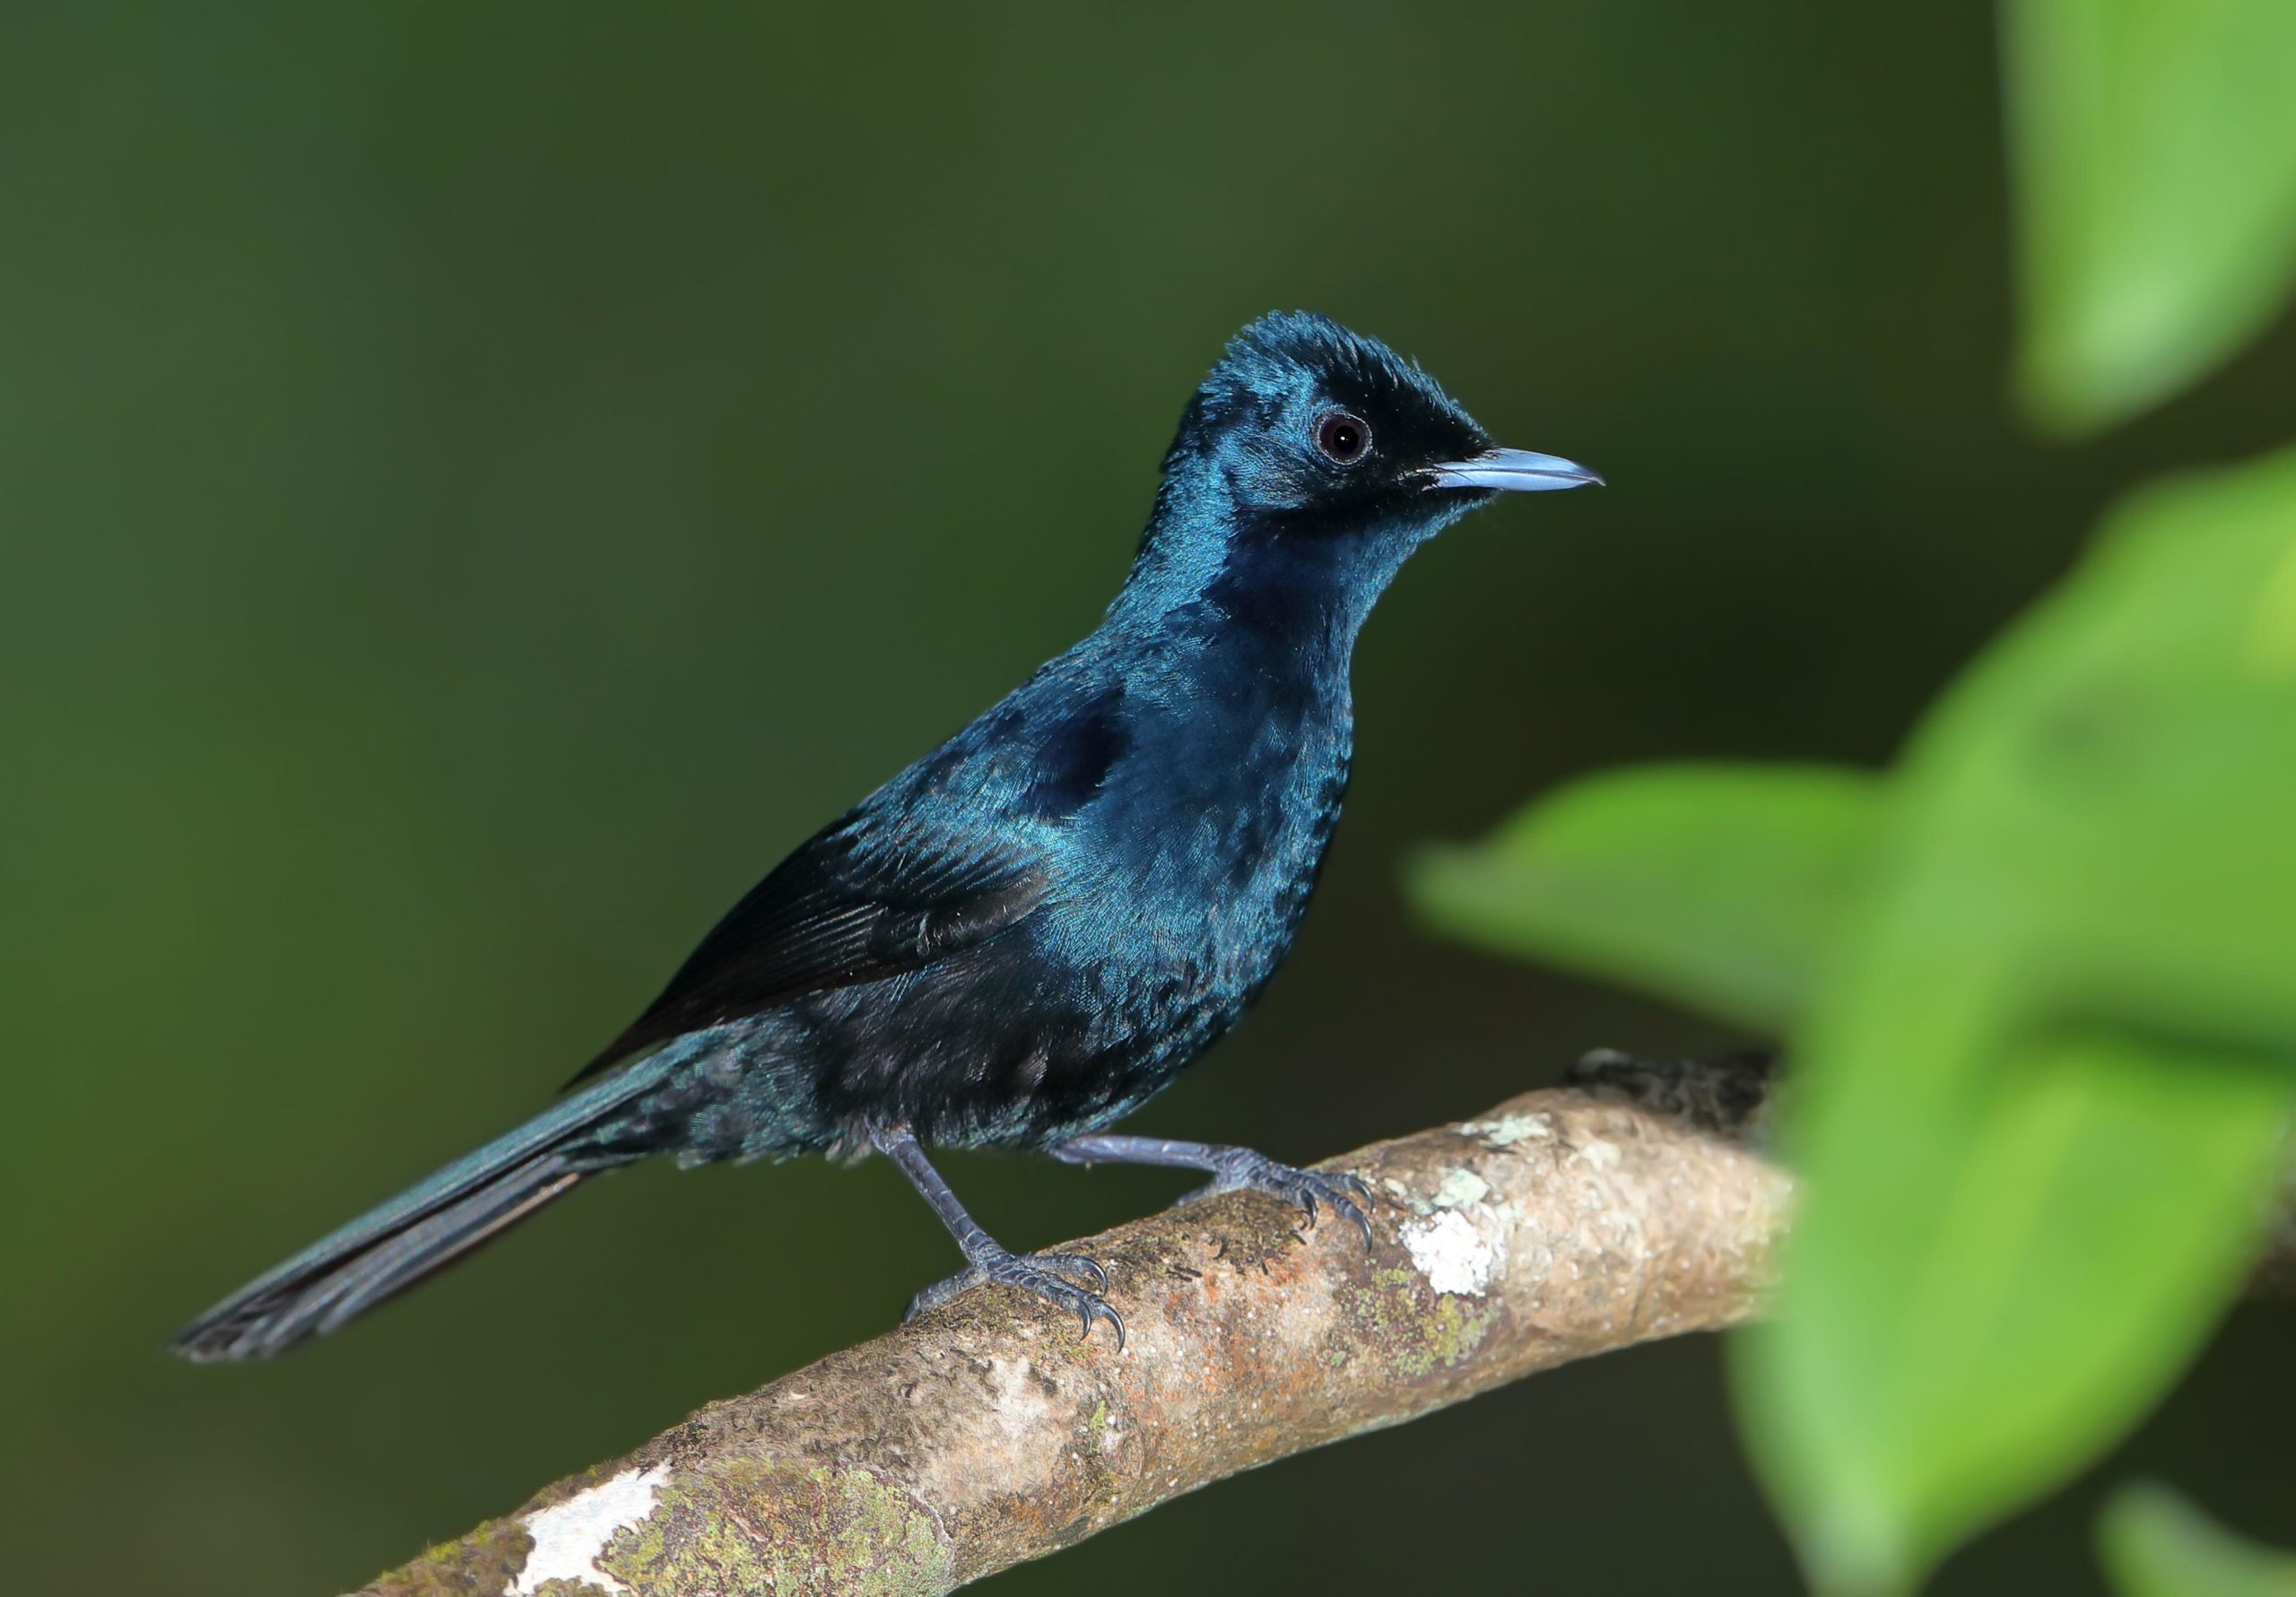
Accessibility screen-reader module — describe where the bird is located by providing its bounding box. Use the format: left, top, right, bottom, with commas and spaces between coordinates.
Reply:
172, 310, 1600, 1361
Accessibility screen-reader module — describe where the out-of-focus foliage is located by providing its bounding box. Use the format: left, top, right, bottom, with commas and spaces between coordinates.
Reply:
2005, 0, 2296, 431
1413, 452, 2296, 1594
1407, 764, 1874, 1034
2102, 1484, 2296, 1597
1749, 450, 2296, 1590
1748, 1035, 2286, 1594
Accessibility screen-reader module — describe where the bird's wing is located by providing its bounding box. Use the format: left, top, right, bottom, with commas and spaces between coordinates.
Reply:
570, 811, 1050, 1084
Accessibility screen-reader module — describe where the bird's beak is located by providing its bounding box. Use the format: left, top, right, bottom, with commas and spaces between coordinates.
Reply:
1423, 447, 1604, 493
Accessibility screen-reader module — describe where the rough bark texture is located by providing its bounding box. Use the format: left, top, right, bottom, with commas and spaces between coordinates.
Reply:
361, 1056, 1791, 1597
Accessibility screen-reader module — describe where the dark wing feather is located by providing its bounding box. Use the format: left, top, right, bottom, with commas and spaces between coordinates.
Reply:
570, 812, 1049, 1083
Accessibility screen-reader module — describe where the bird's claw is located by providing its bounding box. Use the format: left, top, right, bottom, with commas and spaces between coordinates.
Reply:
1181, 1153, 1378, 1245
906, 1249, 1124, 1349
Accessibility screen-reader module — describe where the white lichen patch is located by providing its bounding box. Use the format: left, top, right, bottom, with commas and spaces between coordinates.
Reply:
1402, 1209, 1497, 1297
1571, 1135, 1622, 1172
1459, 1112, 1553, 1148
510, 1464, 667, 1596
919, 1354, 1066, 1506
987, 1355, 1059, 1445
1430, 1168, 1490, 1210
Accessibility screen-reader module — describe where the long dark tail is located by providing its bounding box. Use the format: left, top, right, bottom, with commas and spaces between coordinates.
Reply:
172, 1049, 684, 1362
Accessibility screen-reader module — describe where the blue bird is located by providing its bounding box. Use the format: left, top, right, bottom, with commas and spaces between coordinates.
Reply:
174, 311, 1599, 1358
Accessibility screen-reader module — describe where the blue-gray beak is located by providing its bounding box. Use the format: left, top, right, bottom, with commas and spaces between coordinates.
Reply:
1424, 447, 1604, 493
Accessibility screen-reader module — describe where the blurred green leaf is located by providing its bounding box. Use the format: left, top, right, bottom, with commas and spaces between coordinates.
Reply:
2103, 1483, 2296, 1597
2006, 0, 2296, 432
1743, 1036, 2289, 1594
1738, 447, 2296, 1593
1405, 763, 1876, 1033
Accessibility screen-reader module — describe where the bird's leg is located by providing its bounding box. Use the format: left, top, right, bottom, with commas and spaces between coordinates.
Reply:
871, 1123, 1124, 1347
1048, 1133, 1376, 1245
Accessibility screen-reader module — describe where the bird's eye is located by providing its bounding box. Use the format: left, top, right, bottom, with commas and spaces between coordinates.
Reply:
1314, 410, 1371, 466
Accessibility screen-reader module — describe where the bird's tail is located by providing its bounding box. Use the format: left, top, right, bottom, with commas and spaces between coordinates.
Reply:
172, 1048, 685, 1362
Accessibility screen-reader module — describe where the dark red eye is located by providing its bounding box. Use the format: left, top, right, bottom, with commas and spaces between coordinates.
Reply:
1314, 410, 1371, 466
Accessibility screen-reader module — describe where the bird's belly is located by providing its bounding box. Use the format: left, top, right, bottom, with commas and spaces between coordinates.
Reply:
773, 746, 1348, 1151
774, 848, 1316, 1150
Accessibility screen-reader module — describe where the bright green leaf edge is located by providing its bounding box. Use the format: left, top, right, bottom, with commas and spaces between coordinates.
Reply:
1739, 1034, 2293, 1596
2005, 0, 2296, 433
2102, 1481, 2296, 1597
1736, 447, 2296, 1593
1404, 762, 1878, 1035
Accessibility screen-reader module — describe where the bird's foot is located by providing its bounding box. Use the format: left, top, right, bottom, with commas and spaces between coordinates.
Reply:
1179, 1150, 1377, 1245
905, 1247, 1125, 1349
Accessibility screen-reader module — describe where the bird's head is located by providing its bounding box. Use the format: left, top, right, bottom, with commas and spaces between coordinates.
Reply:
1125, 311, 1598, 630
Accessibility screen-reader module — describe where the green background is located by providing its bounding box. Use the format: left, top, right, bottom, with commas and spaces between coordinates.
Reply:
4, 4, 2289, 1593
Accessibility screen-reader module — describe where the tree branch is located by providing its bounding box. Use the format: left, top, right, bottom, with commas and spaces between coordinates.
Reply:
363, 1055, 1796, 1596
